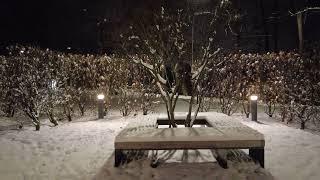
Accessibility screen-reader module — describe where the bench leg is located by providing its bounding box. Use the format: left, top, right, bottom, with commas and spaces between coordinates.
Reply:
249, 148, 264, 168
115, 149, 125, 167
211, 149, 228, 169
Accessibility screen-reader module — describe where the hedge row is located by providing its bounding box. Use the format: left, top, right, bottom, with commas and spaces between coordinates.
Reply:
205, 51, 320, 129
0, 46, 153, 130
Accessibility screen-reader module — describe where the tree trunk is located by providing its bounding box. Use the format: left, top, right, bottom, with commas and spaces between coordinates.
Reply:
32, 114, 41, 131
166, 101, 177, 128
265, 102, 274, 117
35, 124, 40, 131
6, 108, 15, 118
268, 104, 273, 117
300, 121, 305, 130
79, 103, 85, 116
31, 115, 40, 131
246, 113, 250, 118
242, 101, 250, 118
281, 108, 286, 122
3, 103, 15, 117
25, 109, 41, 131
67, 114, 72, 122
287, 106, 294, 124
169, 109, 177, 128
143, 108, 148, 115
47, 111, 58, 126
64, 105, 73, 122
185, 95, 195, 127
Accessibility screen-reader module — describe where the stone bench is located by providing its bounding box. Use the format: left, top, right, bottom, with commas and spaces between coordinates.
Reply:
114, 113, 265, 168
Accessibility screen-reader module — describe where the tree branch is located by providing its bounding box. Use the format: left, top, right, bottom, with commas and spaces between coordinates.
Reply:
289, 7, 320, 16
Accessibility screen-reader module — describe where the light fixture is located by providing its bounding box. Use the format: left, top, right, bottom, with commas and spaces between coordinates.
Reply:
250, 95, 258, 122
97, 94, 105, 100
97, 94, 105, 119
250, 95, 258, 101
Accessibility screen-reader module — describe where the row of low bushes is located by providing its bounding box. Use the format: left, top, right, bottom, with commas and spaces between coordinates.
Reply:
203, 51, 320, 129
1, 45, 319, 130
0, 45, 155, 130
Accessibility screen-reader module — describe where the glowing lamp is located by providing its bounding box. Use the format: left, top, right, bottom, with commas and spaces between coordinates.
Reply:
97, 94, 105, 100
97, 94, 105, 119
250, 95, 258, 101
250, 95, 258, 122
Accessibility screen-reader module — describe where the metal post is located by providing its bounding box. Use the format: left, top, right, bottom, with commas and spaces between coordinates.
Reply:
97, 94, 105, 119
192, 11, 212, 66
250, 95, 258, 122
249, 148, 264, 168
192, 15, 194, 66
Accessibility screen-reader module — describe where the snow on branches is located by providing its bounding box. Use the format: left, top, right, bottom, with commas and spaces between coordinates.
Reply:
0, 46, 138, 130
204, 50, 320, 129
120, 4, 237, 127
1, 46, 59, 130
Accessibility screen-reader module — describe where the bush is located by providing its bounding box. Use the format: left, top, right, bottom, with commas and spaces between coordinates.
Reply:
205, 50, 320, 130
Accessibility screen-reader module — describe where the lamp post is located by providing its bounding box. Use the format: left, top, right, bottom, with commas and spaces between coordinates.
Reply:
192, 11, 212, 65
97, 94, 105, 119
250, 95, 258, 122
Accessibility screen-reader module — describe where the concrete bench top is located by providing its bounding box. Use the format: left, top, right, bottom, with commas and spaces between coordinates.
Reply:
115, 112, 264, 150
115, 126, 264, 150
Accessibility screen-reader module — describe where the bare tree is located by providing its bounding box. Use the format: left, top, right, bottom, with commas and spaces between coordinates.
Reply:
121, 4, 236, 127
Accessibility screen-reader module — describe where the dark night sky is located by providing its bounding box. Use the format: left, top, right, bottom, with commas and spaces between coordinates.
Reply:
0, 0, 169, 53
1, 0, 103, 52
1, 0, 320, 54
1, 1, 47, 46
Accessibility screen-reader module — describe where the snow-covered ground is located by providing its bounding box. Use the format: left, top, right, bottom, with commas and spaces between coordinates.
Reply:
239, 113, 320, 180
0, 112, 130, 180
0, 111, 320, 180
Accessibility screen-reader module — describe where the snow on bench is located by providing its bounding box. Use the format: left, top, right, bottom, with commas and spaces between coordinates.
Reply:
117, 114, 158, 137
114, 113, 265, 168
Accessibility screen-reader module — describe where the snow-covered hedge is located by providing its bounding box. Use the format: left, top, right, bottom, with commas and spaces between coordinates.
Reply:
0, 46, 152, 130
1, 45, 319, 130
206, 51, 320, 129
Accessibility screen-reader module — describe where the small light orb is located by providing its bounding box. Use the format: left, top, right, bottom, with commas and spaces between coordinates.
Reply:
250, 95, 258, 101
51, 80, 57, 89
97, 94, 105, 100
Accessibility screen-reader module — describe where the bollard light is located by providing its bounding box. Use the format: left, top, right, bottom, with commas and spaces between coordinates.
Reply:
97, 94, 105, 100
250, 95, 258, 122
250, 95, 258, 101
97, 94, 105, 119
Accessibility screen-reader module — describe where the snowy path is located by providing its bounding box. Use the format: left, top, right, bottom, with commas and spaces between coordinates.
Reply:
240, 114, 320, 180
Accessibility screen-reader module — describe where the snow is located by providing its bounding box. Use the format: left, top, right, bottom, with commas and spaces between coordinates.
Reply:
0, 113, 129, 180
1, 111, 320, 180
239, 113, 320, 180
156, 82, 167, 98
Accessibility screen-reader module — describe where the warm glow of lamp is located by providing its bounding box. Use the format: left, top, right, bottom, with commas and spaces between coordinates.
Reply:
97, 94, 105, 100
250, 95, 258, 101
